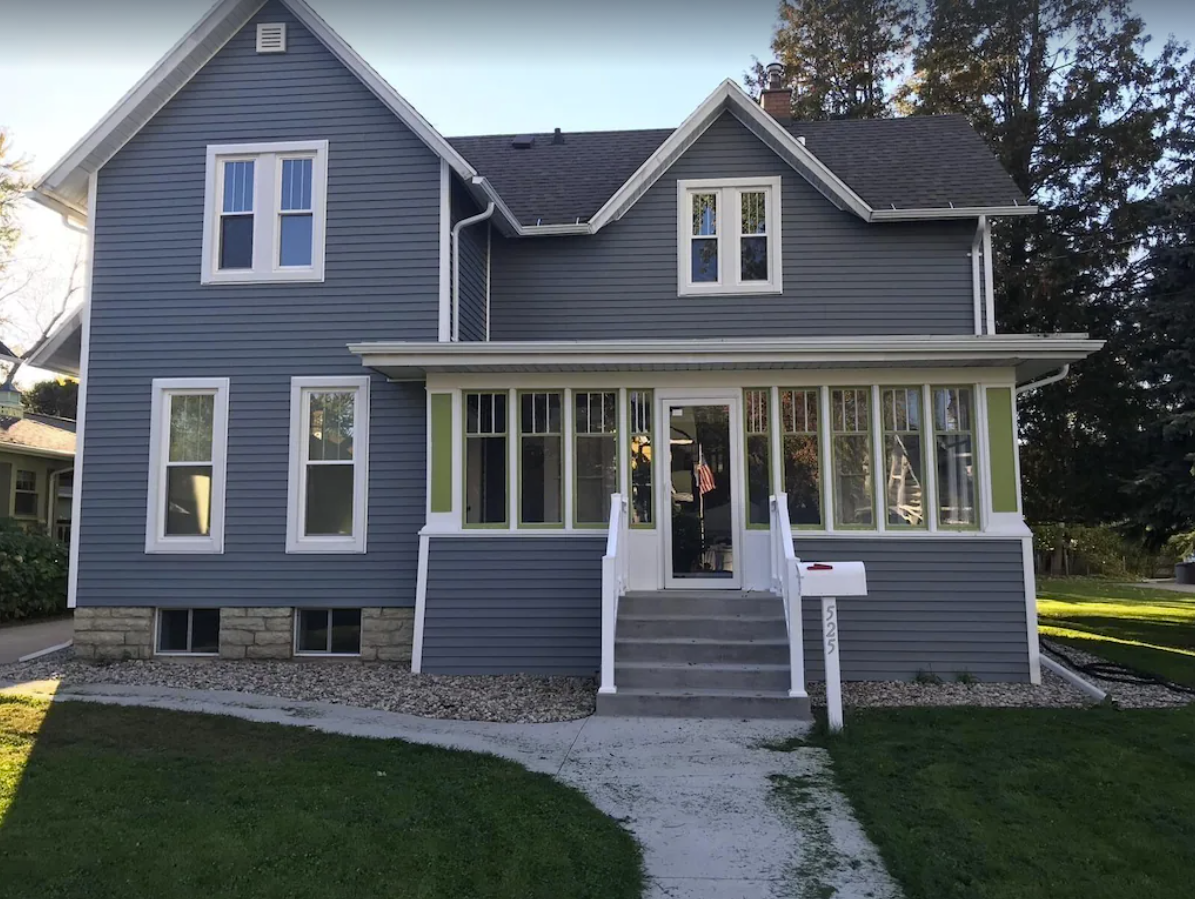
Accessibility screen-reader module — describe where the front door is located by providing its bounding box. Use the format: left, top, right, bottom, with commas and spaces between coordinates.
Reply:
664, 399, 742, 589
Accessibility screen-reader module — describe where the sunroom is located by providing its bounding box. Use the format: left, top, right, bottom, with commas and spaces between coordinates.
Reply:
351, 335, 1100, 595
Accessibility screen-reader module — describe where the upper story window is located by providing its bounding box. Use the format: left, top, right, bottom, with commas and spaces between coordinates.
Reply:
202, 140, 328, 284
677, 177, 782, 296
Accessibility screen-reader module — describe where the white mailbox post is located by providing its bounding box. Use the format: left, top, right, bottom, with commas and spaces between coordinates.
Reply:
798, 561, 868, 733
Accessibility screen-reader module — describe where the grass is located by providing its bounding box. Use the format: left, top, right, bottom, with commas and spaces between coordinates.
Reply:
809, 705, 1195, 899
1037, 577, 1195, 686
0, 694, 644, 899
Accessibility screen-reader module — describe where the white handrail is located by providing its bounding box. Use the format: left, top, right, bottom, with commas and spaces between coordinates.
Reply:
599, 493, 629, 695
769, 494, 807, 699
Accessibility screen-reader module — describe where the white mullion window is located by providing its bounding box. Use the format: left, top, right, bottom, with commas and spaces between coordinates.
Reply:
146, 378, 230, 554
286, 376, 370, 553
677, 177, 782, 296
203, 140, 328, 284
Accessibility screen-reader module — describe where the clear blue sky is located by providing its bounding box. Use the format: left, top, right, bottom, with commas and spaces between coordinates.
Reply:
3, 0, 1191, 176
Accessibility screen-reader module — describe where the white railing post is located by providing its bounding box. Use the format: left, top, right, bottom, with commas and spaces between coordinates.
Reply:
599, 493, 626, 696
769, 493, 807, 700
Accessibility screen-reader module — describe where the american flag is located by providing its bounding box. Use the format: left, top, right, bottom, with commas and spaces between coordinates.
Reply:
696, 450, 716, 495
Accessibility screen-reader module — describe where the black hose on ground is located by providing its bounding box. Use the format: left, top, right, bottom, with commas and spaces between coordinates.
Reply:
1040, 638, 1195, 697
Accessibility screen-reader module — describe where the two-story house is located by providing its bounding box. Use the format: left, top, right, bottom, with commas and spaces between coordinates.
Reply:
29, 0, 1099, 717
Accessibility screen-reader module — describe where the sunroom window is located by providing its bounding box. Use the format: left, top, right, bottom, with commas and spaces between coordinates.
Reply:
465, 392, 508, 526
831, 388, 874, 529
629, 390, 654, 526
202, 140, 327, 283
933, 387, 978, 528
678, 177, 781, 296
519, 391, 563, 526
744, 389, 771, 526
574, 391, 618, 526
781, 388, 822, 527
881, 387, 926, 528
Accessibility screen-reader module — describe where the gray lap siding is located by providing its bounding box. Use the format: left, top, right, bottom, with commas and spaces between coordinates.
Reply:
77, 1, 435, 609
421, 537, 605, 675
489, 112, 977, 340
796, 538, 1031, 682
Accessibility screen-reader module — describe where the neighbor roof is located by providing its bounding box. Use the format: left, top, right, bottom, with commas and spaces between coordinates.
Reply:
448, 114, 1027, 228
0, 415, 77, 457
0, 339, 18, 364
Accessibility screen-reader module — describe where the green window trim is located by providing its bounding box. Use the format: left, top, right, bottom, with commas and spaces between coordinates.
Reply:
829, 386, 877, 530
573, 390, 620, 529
462, 391, 509, 529
779, 387, 825, 530
931, 384, 981, 531
986, 386, 1018, 514
517, 390, 565, 528
429, 393, 453, 514
628, 389, 655, 529
879, 385, 927, 530
743, 387, 773, 530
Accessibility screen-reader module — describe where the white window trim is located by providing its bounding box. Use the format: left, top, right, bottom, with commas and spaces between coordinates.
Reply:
154, 608, 220, 657
146, 378, 230, 554
201, 140, 329, 285
676, 176, 783, 297
286, 376, 370, 553
293, 608, 363, 657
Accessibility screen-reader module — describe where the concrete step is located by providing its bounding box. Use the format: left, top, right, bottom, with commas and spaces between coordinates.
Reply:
616, 661, 792, 692
620, 591, 782, 617
618, 614, 788, 642
616, 637, 791, 665
596, 688, 812, 720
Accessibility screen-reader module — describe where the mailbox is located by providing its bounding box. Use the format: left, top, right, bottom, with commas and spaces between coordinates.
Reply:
799, 561, 867, 597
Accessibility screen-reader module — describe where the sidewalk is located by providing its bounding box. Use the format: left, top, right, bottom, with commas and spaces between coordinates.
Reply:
0, 617, 73, 665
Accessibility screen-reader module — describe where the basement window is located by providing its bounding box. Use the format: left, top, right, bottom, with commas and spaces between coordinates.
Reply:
202, 140, 328, 284
295, 608, 362, 655
677, 177, 782, 296
157, 608, 220, 655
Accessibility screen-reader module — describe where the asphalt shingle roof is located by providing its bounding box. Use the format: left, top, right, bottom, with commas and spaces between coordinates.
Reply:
0, 415, 77, 455
447, 114, 1027, 227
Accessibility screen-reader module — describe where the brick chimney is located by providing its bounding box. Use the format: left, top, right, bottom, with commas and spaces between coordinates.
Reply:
759, 62, 792, 121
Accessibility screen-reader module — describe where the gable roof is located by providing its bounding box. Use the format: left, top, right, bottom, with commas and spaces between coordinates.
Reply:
29, 0, 485, 223
0, 414, 77, 458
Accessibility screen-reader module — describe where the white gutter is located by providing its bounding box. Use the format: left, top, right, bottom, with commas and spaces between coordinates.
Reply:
1016, 364, 1070, 395
451, 202, 496, 341
869, 205, 1037, 222
971, 221, 982, 335
982, 215, 996, 334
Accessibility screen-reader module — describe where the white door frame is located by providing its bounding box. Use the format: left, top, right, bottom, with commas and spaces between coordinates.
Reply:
658, 388, 744, 590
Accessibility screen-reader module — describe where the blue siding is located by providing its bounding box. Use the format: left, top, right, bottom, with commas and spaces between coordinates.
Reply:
490, 112, 977, 340
795, 538, 1031, 682
422, 537, 604, 675
78, 1, 437, 608
451, 176, 488, 342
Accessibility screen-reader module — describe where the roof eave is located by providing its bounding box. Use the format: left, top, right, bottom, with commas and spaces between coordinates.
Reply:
869, 205, 1038, 222
0, 442, 76, 460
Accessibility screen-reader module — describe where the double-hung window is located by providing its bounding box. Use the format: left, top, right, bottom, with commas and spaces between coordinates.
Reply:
287, 377, 369, 553
202, 140, 328, 284
146, 379, 230, 553
677, 177, 782, 295
13, 470, 37, 518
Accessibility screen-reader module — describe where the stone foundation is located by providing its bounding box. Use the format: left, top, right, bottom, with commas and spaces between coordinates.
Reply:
360, 608, 415, 662
219, 607, 295, 660
71, 606, 415, 664
74, 607, 155, 661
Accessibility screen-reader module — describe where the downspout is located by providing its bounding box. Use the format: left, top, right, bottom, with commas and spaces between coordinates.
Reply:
971, 219, 983, 335
1016, 364, 1069, 396
451, 202, 496, 342
982, 214, 996, 335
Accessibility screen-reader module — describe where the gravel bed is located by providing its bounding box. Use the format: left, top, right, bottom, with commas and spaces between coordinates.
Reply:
1040, 640, 1194, 709
0, 651, 595, 724
806, 668, 1093, 709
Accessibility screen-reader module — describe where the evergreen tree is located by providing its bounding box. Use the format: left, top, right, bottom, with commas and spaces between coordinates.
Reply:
21, 378, 78, 420
902, 0, 1193, 524
750, 0, 915, 120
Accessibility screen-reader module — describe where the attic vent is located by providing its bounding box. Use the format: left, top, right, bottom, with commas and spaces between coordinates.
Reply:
511, 135, 535, 149
256, 23, 287, 53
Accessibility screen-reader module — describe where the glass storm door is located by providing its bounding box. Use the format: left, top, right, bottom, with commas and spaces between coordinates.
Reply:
666, 402, 739, 587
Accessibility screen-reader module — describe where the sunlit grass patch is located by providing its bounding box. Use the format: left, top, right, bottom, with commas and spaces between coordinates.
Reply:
0, 694, 54, 828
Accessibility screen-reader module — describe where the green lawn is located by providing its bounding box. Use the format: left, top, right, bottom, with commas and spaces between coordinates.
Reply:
1037, 577, 1195, 686
810, 705, 1195, 899
0, 694, 643, 899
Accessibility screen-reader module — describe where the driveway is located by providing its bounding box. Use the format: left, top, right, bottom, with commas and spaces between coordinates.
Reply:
9, 682, 900, 899
0, 617, 73, 665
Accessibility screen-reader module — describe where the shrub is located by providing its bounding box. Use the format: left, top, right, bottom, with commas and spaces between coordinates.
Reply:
0, 520, 68, 623
1032, 522, 1177, 579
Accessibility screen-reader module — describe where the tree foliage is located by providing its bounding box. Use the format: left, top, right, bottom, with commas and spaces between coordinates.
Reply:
21, 378, 78, 420
756, 0, 1195, 528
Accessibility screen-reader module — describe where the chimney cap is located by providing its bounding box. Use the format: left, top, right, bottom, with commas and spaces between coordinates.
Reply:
764, 62, 785, 91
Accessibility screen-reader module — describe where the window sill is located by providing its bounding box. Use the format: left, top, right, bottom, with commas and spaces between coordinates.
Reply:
286, 540, 367, 554
677, 284, 783, 298
154, 651, 219, 658
202, 268, 324, 285
294, 651, 362, 659
145, 540, 223, 555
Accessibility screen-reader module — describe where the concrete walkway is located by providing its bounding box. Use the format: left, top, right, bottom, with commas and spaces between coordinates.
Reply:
0, 617, 73, 665
1139, 580, 1195, 594
13, 682, 900, 899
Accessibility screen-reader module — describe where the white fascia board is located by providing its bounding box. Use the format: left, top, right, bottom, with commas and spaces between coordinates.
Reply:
869, 205, 1038, 222
0, 443, 76, 461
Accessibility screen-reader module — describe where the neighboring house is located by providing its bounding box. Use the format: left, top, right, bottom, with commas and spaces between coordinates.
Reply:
0, 381, 75, 542
28, 0, 1100, 714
